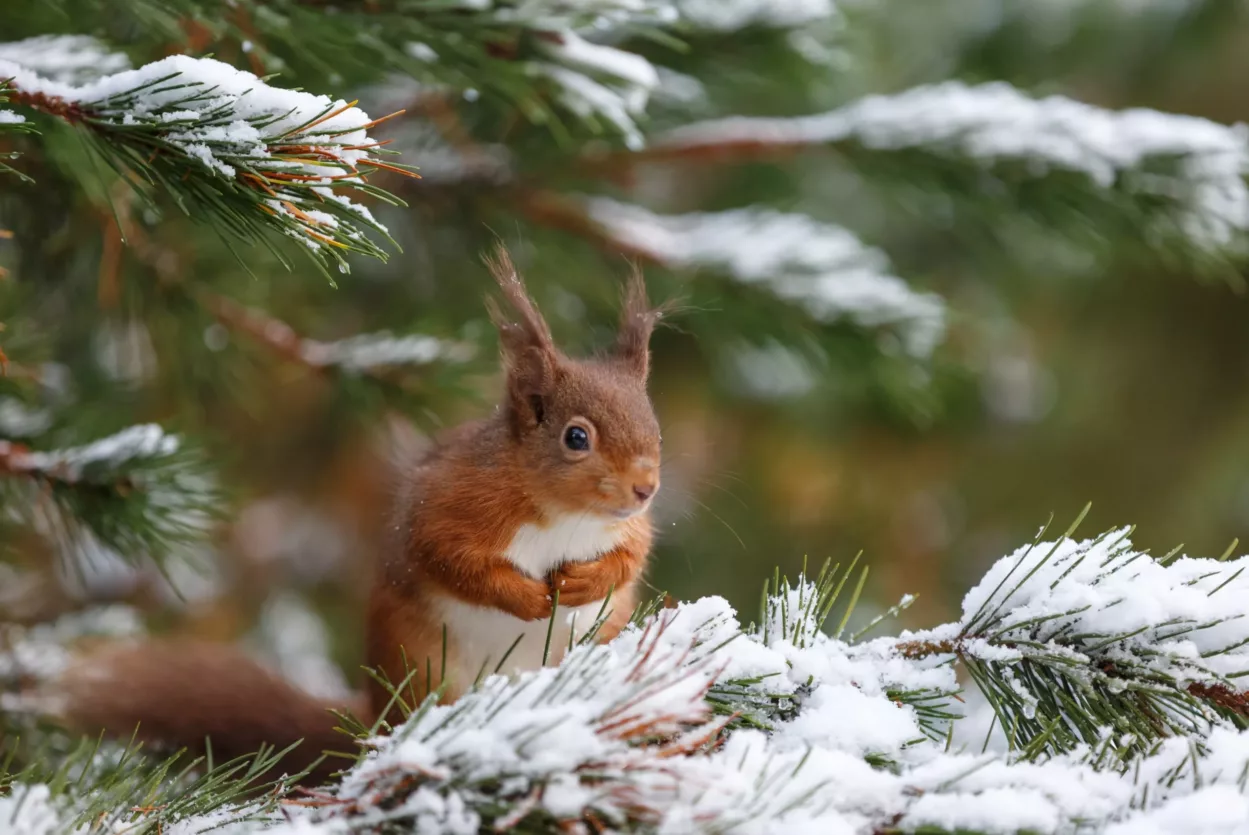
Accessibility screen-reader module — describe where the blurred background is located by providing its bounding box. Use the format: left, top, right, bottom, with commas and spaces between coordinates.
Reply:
4, 0, 1249, 695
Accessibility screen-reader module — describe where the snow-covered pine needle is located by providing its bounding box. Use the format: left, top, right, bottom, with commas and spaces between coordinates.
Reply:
0, 35, 130, 85
288, 608, 727, 832
7, 530, 1249, 832
0, 79, 35, 181
0, 605, 143, 697
653, 80, 1249, 252
0, 424, 219, 571
202, 293, 474, 381
895, 522, 1249, 758
300, 331, 475, 375
0, 55, 416, 275
583, 197, 947, 357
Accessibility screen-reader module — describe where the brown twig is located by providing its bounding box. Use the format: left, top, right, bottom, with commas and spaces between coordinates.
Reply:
197, 293, 319, 370
1188, 681, 1249, 716
0, 439, 34, 476
892, 638, 960, 659
6, 88, 87, 124
512, 189, 663, 264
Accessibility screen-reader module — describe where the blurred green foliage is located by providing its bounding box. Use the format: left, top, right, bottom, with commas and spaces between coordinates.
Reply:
2, 0, 1249, 683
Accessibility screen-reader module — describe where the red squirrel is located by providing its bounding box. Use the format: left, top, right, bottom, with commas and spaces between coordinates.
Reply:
367, 245, 662, 716
43, 245, 665, 783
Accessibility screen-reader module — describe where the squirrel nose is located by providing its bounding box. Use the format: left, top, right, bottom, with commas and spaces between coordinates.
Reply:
628, 458, 659, 505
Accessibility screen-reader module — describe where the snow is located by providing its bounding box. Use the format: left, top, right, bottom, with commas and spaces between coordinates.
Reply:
94, 319, 158, 385
408, 1, 673, 148
457, 0, 834, 32
0, 785, 63, 835
489, 0, 677, 29
544, 30, 658, 93
0, 54, 393, 248
255, 569, 1249, 834
950, 527, 1249, 682
17, 424, 179, 481
251, 592, 352, 701
0, 397, 52, 437
0, 35, 130, 85
0, 110, 26, 125
536, 64, 654, 150
585, 197, 947, 356
300, 331, 475, 373
12, 530, 1249, 834
677, 0, 837, 31
2, 423, 218, 583
391, 0, 842, 146
775, 682, 929, 755
516, 0, 841, 146
0, 55, 373, 158
535, 31, 659, 148
0, 605, 143, 686
658, 80, 1249, 249
726, 341, 817, 399
404, 42, 439, 62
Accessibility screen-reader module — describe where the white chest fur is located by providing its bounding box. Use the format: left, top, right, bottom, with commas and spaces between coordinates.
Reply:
436, 598, 607, 687
503, 512, 627, 579
436, 512, 627, 689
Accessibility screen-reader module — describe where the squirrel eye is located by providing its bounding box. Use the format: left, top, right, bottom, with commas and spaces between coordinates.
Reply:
563, 425, 590, 452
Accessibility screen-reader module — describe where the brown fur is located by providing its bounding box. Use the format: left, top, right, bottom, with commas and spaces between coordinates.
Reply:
48, 244, 666, 780
54, 640, 364, 785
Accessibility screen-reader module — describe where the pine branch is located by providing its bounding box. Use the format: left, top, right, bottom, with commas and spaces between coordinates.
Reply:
18, 0, 681, 147
0, 604, 144, 693
8, 540, 1249, 833
894, 516, 1249, 760
0, 424, 220, 573
597, 81, 1249, 261
294, 611, 731, 833
581, 196, 947, 358
0, 729, 297, 835
514, 190, 945, 360
0, 79, 36, 182
201, 292, 475, 387
1, 55, 415, 277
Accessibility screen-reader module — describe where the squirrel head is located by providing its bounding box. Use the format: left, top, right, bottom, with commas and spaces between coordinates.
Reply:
485, 245, 664, 521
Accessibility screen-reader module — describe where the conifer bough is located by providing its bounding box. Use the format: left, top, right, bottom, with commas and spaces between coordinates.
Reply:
0, 424, 218, 569
8, 523, 1249, 833
0, 55, 416, 275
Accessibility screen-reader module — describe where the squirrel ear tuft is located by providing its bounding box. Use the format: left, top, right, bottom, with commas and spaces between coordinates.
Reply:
484, 243, 556, 355
484, 243, 558, 430
614, 262, 665, 381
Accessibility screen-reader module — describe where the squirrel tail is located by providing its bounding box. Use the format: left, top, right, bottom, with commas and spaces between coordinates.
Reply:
48, 640, 369, 786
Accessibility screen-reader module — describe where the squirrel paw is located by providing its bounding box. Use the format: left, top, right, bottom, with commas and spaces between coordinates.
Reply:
501, 576, 555, 621
551, 560, 621, 608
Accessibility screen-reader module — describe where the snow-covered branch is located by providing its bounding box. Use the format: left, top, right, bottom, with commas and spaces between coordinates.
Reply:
0, 54, 414, 273
0, 78, 35, 180
583, 196, 947, 357
0, 424, 219, 569
0, 35, 130, 85
202, 293, 474, 380
7, 524, 1249, 833
894, 519, 1249, 758
249, 531, 1249, 833
639, 81, 1249, 251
